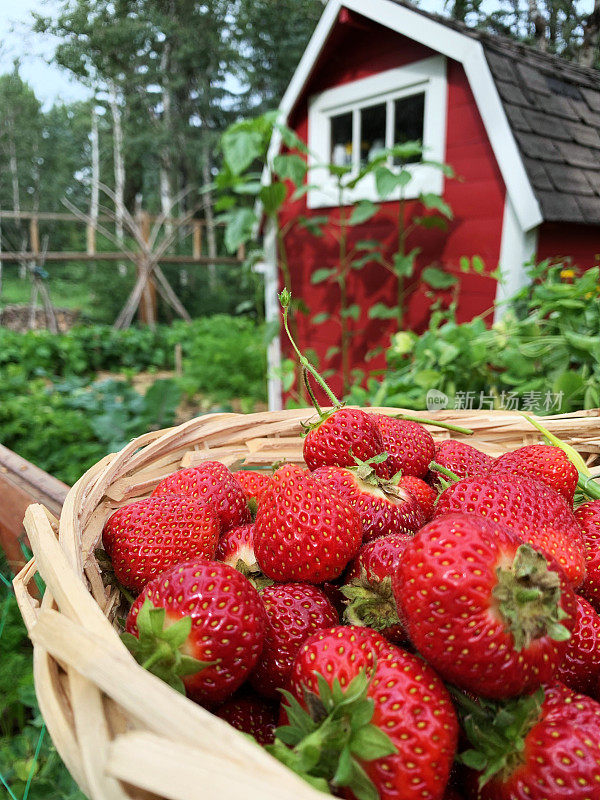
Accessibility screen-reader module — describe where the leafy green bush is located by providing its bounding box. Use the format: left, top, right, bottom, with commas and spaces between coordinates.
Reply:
348, 261, 600, 413
0, 315, 267, 484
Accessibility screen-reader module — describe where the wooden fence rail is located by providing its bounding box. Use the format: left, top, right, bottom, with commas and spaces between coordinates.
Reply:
0, 445, 68, 574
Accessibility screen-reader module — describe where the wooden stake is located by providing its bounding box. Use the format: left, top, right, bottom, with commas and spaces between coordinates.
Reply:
138, 211, 157, 326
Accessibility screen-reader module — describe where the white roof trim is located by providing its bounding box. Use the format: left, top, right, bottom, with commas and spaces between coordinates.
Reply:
273, 0, 543, 232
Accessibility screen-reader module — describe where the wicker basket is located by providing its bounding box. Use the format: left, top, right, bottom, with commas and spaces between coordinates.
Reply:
13, 407, 600, 800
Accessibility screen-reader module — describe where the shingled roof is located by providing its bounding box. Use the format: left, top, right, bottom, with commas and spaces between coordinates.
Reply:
391, 1, 600, 226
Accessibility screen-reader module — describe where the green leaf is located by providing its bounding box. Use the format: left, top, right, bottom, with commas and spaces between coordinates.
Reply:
325, 346, 340, 360
223, 208, 256, 253
421, 267, 457, 289
374, 166, 399, 199
222, 127, 263, 175
312, 313, 330, 325
368, 303, 398, 320
259, 182, 287, 216
390, 140, 422, 162
419, 193, 453, 219
341, 304, 360, 321
273, 154, 307, 187
349, 200, 378, 226
393, 250, 419, 278
311, 268, 337, 285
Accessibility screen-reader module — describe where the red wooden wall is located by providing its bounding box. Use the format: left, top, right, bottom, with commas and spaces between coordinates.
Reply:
536, 223, 600, 268
279, 11, 507, 398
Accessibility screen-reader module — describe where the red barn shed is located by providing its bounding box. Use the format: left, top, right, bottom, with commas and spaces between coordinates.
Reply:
264, 0, 600, 408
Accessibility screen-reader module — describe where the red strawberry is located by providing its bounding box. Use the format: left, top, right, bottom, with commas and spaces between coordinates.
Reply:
124, 559, 266, 707
342, 533, 413, 641
215, 524, 257, 572
373, 415, 435, 478
216, 692, 277, 745
304, 407, 391, 478
459, 683, 600, 800
397, 475, 437, 521
250, 583, 338, 699
289, 625, 388, 698
574, 500, 600, 611
556, 594, 600, 695
279, 626, 458, 800
489, 444, 578, 502
253, 464, 362, 583
103, 496, 220, 592
312, 464, 424, 542
234, 470, 272, 504
432, 440, 494, 480
434, 474, 586, 586
393, 513, 576, 698
153, 461, 250, 531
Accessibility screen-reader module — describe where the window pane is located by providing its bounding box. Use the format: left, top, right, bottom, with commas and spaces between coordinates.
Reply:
330, 112, 353, 167
394, 93, 425, 164
360, 103, 386, 166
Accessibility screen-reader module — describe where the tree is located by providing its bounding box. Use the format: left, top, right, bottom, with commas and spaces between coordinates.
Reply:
235, 0, 324, 113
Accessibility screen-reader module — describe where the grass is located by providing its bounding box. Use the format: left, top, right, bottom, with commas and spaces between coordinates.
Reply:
0, 274, 92, 311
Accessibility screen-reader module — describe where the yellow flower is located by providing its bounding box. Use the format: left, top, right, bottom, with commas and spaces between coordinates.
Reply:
560, 268, 575, 279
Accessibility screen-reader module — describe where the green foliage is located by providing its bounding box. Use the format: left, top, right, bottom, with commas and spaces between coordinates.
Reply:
0, 555, 86, 800
0, 316, 266, 484
347, 261, 600, 413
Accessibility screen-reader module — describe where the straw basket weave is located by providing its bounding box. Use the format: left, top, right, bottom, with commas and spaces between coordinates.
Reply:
13, 407, 600, 800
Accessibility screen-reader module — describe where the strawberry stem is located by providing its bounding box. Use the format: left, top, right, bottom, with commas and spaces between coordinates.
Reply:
303, 366, 323, 417
391, 413, 473, 435
577, 473, 600, 500
280, 288, 341, 411
429, 460, 460, 482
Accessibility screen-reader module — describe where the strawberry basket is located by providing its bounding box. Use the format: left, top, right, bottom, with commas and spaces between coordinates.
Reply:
13, 406, 600, 800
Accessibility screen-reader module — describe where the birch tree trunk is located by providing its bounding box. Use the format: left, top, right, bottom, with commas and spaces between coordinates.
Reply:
160, 43, 174, 238
201, 140, 217, 288
8, 120, 20, 215
109, 81, 125, 246
87, 106, 100, 257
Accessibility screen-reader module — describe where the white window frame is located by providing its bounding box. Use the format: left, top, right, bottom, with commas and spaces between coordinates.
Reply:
306, 56, 448, 209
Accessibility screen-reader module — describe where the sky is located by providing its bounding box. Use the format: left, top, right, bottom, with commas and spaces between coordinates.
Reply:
0, 0, 91, 109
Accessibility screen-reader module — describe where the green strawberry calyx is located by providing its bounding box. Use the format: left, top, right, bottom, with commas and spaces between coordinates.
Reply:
268, 668, 397, 800
341, 567, 401, 633
493, 544, 571, 650
451, 685, 544, 788
122, 599, 217, 694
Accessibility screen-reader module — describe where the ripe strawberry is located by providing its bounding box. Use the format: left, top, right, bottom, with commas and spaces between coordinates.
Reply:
373, 415, 435, 477
312, 464, 424, 542
277, 626, 458, 800
152, 461, 250, 531
250, 583, 338, 699
253, 464, 362, 583
434, 474, 586, 586
458, 683, 600, 800
234, 470, 272, 504
556, 594, 600, 696
124, 559, 266, 707
574, 500, 600, 611
431, 440, 494, 480
103, 496, 220, 592
489, 444, 578, 502
393, 513, 576, 698
304, 407, 391, 478
397, 475, 437, 521
342, 533, 413, 641
215, 523, 257, 572
216, 691, 277, 745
